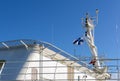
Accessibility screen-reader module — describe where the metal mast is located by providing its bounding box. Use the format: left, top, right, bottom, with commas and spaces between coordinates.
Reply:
73, 9, 111, 81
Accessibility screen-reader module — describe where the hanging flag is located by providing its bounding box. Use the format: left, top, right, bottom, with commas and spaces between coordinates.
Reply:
73, 37, 84, 45
89, 59, 96, 66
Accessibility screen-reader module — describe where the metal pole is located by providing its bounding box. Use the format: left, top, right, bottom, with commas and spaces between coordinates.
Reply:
78, 76, 80, 81
39, 45, 43, 81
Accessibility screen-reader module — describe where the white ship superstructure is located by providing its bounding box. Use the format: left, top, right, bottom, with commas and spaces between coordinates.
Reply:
0, 39, 101, 81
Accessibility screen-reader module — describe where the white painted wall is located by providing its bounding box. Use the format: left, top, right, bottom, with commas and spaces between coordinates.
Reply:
0, 45, 95, 81
0, 47, 31, 80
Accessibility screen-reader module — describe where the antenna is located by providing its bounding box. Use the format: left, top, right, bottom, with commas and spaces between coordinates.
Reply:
51, 24, 54, 44
93, 9, 99, 40
116, 24, 120, 81
96, 9, 99, 24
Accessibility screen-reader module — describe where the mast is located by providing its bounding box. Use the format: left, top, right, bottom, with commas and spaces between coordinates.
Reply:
73, 9, 111, 81
83, 9, 111, 81
84, 10, 100, 68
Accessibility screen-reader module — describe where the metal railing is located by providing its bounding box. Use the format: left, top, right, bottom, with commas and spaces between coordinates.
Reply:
0, 59, 119, 81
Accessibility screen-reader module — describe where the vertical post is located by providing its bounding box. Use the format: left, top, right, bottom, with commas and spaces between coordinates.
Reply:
39, 45, 43, 81
31, 67, 38, 80
117, 62, 119, 81
78, 76, 80, 81
54, 61, 58, 81
67, 66, 74, 81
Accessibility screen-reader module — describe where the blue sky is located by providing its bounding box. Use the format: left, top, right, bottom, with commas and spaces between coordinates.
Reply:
0, 0, 120, 68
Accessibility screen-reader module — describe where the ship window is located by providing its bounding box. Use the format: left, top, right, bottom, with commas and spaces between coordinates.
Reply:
0, 60, 5, 73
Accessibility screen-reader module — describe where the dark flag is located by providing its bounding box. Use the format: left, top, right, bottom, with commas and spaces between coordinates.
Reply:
73, 37, 84, 45
89, 59, 96, 66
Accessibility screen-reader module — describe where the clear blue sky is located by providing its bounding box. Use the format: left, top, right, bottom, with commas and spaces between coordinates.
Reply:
0, 0, 120, 63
